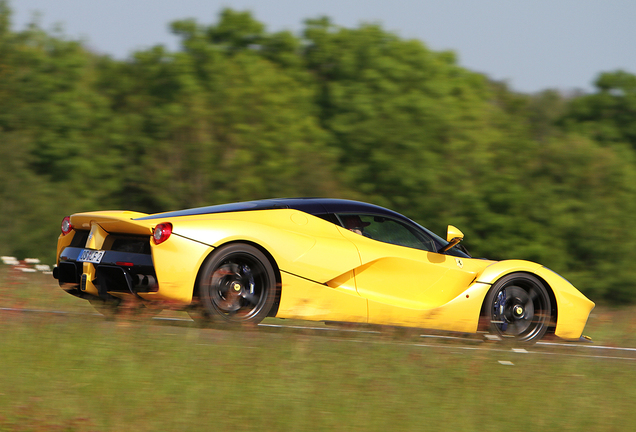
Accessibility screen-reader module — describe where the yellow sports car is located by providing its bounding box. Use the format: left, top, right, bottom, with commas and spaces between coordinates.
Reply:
54, 198, 594, 342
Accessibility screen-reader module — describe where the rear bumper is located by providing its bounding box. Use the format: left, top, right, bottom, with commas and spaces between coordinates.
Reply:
55, 247, 157, 298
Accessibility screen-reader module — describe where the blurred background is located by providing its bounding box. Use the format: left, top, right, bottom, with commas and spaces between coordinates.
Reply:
2, 0, 636, 305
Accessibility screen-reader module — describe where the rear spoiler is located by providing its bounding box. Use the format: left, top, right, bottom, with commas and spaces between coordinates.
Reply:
70, 211, 154, 236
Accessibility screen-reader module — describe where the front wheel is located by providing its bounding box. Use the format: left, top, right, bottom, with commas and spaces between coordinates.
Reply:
198, 244, 278, 325
484, 273, 552, 343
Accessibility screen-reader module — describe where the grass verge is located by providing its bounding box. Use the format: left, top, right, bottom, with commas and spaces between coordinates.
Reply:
2, 313, 636, 432
1, 267, 636, 431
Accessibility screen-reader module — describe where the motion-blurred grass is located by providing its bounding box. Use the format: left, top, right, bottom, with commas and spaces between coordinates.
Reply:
1, 267, 635, 431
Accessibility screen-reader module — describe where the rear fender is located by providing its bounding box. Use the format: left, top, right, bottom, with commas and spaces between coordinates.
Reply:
143, 234, 213, 304
56, 232, 75, 265
169, 211, 362, 284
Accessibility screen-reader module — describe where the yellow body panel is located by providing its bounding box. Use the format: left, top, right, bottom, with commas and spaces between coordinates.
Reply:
337, 228, 496, 328
81, 224, 104, 296
277, 272, 367, 323
56, 230, 75, 266
86, 223, 109, 249
367, 282, 492, 332
534, 266, 595, 340
70, 211, 152, 235
82, 273, 99, 296
345, 228, 493, 310
474, 260, 543, 284
142, 234, 213, 304
168, 210, 361, 284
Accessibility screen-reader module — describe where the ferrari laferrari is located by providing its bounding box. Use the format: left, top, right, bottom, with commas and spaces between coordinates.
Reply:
53, 198, 594, 342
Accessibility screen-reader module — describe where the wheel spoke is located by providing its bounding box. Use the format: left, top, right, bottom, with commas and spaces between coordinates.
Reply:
215, 288, 241, 312
510, 316, 531, 335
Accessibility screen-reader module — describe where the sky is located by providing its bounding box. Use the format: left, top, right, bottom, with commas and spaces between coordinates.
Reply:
8, 0, 636, 94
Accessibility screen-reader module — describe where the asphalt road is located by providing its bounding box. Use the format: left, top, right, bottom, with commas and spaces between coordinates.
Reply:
3, 306, 635, 362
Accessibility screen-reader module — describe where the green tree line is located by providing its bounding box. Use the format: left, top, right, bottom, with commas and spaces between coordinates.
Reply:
1, 2, 635, 303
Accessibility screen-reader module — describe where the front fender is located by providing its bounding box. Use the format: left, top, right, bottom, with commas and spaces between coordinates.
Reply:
475, 260, 543, 284
534, 267, 595, 340
476, 260, 594, 340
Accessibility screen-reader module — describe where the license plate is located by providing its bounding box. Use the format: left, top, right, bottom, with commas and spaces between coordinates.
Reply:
78, 249, 105, 264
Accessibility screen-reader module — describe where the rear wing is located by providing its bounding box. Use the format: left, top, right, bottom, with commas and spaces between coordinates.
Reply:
70, 211, 154, 235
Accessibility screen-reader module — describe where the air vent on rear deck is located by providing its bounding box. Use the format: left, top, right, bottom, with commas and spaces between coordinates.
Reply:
70, 230, 90, 247
108, 236, 151, 254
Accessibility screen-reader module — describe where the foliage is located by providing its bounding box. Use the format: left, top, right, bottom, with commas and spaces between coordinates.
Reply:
1, 1, 636, 303
561, 70, 636, 149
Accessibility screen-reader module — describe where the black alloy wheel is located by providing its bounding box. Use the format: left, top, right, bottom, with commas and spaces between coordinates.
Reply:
485, 273, 552, 343
198, 244, 278, 324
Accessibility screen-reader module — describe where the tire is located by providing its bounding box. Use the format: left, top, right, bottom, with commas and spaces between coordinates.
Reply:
484, 273, 552, 343
198, 244, 278, 324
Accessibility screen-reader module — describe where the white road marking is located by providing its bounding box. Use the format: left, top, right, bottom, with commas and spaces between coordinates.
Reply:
537, 341, 636, 352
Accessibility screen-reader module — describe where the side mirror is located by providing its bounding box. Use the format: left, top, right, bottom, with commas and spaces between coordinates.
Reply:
439, 225, 464, 253
446, 225, 464, 243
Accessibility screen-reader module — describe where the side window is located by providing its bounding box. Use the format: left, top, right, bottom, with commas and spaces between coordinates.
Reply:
337, 214, 435, 252
314, 213, 341, 225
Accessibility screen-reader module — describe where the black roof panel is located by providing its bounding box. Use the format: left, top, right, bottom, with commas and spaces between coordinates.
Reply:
134, 198, 407, 221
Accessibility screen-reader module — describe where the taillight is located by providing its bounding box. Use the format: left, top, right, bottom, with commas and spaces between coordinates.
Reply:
61, 216, 73, 235
153, 222, 172, 245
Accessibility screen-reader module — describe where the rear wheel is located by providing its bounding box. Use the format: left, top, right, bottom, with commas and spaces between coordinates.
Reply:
485, 273, 552, 343
198, 244, 277, 325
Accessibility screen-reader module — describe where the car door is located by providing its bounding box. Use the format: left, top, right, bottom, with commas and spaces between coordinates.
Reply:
335, 214, 480, 316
